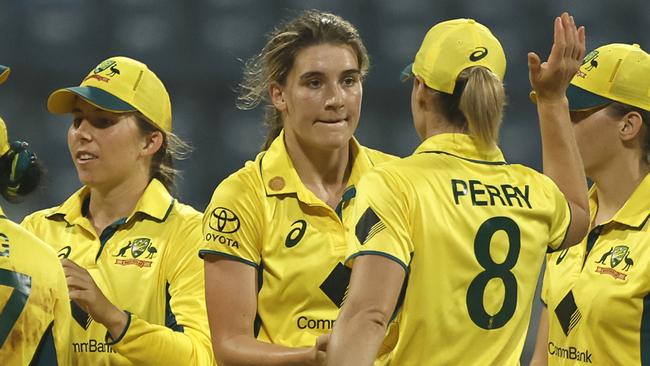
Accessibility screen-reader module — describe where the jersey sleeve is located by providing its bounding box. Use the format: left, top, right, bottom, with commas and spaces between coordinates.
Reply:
199, 173, 263, 268
106, 212, 215, 366
344, 168, 413, 271
542, 178, 572, 251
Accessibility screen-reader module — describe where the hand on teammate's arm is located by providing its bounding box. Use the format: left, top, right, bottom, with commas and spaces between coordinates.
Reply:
528, 12, 590, 247
204, 256, 325, 366
325, 255, 405, 366
61, 258, 128, 339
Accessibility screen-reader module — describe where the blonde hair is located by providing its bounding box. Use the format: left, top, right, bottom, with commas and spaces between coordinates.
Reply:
433, 66, 505, 147
237, 9, 370, 150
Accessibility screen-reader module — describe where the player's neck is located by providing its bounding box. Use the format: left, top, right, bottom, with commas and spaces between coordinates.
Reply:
421, 113, 465, 140
285, 138, 352, 208
86, 173, 150, 235
591, 158, 649, 225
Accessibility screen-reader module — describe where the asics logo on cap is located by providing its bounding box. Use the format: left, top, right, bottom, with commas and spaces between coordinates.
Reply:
469, 47, 489, 62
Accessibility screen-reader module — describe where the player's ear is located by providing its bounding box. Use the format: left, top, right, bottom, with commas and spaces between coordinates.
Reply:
270, 82, 287, 112
619, 110, 643, 143
413, 76, 432, 109
142, 130, 163, 157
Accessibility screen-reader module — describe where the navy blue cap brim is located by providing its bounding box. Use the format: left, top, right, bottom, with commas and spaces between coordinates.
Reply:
0, 66, 10, 85
48, 86, 136, 115
400, 63, 413, 82
566, 84, 613, 111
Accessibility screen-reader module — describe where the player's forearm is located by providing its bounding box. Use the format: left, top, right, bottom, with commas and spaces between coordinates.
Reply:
537, 98, 589, 243
326, 310, 388, 366
213, 335, 318, 366
109, 314, 215, 366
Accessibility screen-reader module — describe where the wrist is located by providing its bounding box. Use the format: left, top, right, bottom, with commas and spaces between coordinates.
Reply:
101, 305, 129, 339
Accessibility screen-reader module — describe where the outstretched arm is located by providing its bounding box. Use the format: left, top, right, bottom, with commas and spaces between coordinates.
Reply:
529, 12, 590, 249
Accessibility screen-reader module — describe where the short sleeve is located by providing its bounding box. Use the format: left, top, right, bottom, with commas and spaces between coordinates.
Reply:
344, 168, 412, 271
199, 173, 264, 268
544, 178, 572, 251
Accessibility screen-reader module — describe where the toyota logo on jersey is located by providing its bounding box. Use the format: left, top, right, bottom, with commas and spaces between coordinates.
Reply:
209, 207, 241, 234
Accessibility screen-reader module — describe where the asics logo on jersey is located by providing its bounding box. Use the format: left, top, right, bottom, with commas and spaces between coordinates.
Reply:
469, 47, 488, 61
594, 245, 634, 280
285, 220, 307, 248
208, 207, 240, 234
58, 245, 72, 259
555, 248, 569, 265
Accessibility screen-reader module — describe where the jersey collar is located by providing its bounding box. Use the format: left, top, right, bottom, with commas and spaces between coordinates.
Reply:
260, 130, 370, 200
591, 172, 650, 228
47, 178, 174, 225
414, 133, 506, 164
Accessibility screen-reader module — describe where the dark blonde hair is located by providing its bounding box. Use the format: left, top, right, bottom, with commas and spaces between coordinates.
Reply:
237, 10, 370, 150
431, 66, 506, 147
135, 115, 191, 192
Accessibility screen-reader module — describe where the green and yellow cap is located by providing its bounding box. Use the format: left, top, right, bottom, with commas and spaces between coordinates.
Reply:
0, 65, 10, 85
47, 56, 172, 132
567, 43, 650, 112
401, 18, 506, 94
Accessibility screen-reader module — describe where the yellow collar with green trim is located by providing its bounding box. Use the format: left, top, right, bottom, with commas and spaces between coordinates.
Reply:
590, 172, 650, 228
414, 133, 506, 164
260, 130, 370, 197
47, 178, 174, 224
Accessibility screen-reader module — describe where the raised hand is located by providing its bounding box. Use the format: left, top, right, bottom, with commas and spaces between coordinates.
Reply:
528, 12, 586, 102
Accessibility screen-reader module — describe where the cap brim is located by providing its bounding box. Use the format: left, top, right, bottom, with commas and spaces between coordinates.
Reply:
565, 84, 613, 111
528, 85, 613, 112
0, 66, 11, 85
47, 86, 136, 114
400, 63, 414, 82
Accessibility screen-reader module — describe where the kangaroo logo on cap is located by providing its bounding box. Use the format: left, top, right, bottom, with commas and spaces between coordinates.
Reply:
469, 47, 488, 62
582, 50, 599, 71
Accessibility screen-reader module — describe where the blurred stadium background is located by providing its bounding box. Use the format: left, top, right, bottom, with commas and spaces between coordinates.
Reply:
0, 0, 647, 363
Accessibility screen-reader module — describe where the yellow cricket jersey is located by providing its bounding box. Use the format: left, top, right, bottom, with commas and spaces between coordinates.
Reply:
541, 173, 650, 366
346, 133, 572, 366
21, 179, 214, 366
0, 206, 71, 365
199, 131, 396, 350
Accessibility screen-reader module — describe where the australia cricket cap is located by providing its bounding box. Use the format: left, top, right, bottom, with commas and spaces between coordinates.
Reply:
401, 18, 506, 94
567, 43, 650, 112
47, 56, 172, 132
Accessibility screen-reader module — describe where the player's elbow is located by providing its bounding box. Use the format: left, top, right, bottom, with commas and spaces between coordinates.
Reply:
560, 203, 590, 250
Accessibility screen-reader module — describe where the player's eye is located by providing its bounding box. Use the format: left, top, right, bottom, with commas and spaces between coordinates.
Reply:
306, 79, 322, 89
342, 75, 359, 87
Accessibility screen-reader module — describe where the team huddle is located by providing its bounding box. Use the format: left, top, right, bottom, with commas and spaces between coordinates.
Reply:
1, 8, 649, 366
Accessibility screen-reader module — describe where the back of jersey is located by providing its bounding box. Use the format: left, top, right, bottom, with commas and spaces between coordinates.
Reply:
0, 215, 71, 365
348, 134, 570, 366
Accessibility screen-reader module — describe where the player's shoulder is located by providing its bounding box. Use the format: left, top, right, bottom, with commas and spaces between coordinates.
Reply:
0, 217, 61, 265
209, 151, 267, 204
506, 162, 562, 191
21, 205, 63, 226
168, 199, 202, 224
358, 145, 399, 166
